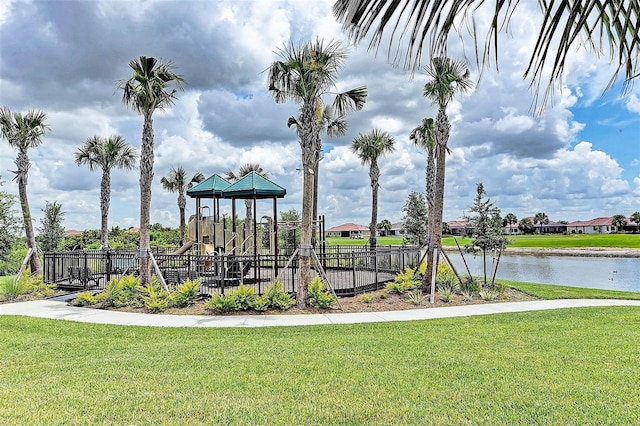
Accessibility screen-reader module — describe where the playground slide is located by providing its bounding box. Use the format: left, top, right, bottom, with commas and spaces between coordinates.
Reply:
171, 240, 193, 255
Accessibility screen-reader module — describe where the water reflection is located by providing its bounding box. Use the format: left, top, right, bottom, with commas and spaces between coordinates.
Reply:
445, 251, 640, 292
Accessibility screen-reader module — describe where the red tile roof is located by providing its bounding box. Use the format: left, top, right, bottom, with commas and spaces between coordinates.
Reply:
567, 217, 612, 227
327, 223, 369, 232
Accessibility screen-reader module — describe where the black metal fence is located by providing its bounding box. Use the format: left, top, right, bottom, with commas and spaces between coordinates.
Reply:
44, 245, 421, 297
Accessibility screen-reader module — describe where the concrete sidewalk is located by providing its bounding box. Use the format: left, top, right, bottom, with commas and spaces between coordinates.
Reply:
2, 298, 639, 328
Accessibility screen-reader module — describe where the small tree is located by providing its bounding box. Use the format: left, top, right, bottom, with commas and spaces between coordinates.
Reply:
503, 213, 518, 233
279, 208, 301, 250
377, 219, 392, 236
464, 183, 509, 286
401, 192, 428, 245
0, 177, 21, 263
534, 212, 549, 233
37, 201, 65, 252
611, 214, 627, 232
518, 217, 535, 234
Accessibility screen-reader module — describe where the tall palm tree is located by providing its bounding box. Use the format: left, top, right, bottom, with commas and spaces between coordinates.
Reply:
267, 38, 367, 308
351, 129, 395, 249
534, 212, 550, 233
0, 107, 50, 275
118, 56, 185, 284
333, 0, 639, 110
160, 166, 203, 247
224, 163, 268, 231
410, 118, 436, 210
631, 211, 640, 233
503, 213, 518, 234
75, 135, 138, 249
422, 57, 473, 292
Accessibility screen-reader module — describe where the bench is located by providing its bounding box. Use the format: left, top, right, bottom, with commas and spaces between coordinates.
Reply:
67, 266, 104, 289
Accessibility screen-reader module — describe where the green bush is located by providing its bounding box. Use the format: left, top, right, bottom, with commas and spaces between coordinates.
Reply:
251, 295, 269, 312
308, 276, 335, 309
359, 294, 372, 304
263, 279, 294, 311
435, 262, 458, 292
0, 274, 32, 300
439, 288, 454, 303
405, 289, 426, 306
379, 291, 388, 299
73, 292, 98, 306
139, 282, 171, 313
171, 278, 200, 308
101, 275, 142, 308
386, 267, 421, 294
228, 284, 256, 311
205, 292, 238, 313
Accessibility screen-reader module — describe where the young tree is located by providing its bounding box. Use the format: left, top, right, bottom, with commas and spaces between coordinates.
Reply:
464, 183, 509, 286
351, 129, 396, 249
279, 208, 301, 249
37, 201, 65, 252
161, 166, 205, 246
75, 135, 138, 249
630, 211, 640, 233
0, 107, 51, 275
421, 57, 473, 292
333, 0, 639, 110
267, 38, 367, 308
0, 177, 21, 263
611, 214, 627, 232
402, 192, 428, 245
225, 163, 268, 231
119, 56, 185, 284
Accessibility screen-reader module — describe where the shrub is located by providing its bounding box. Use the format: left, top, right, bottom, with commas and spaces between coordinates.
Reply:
478, 289, 499, 301
379, 291, 388, 299
171, 278, 200, 308
461, 290, 474, 301
405, 289, 426, 306
73, 292, 98, 306
100, 275, 142, 308
0, 274, 32, 300
205, 292, 238, 313
251, 295, 269, 312
308, 276, 335, 309
439, 288, 454, 303
359, 294, 372, 304
263, 279, 294, 310
435, 262, 458, 292
386, 267, 421, 294
228, 284, 256, 311
139, 282, 171, 313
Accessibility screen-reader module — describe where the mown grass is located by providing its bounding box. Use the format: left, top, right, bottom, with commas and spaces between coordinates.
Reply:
503, 280, 640, 300
443, 233, 640, 248
1, 308, 640, 425
326, 236, 405, 246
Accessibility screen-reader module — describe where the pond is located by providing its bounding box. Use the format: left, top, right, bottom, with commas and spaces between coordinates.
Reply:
445, 251, 640, 292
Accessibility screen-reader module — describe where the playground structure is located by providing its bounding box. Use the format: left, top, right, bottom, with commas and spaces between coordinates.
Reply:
43, 171, 422, 296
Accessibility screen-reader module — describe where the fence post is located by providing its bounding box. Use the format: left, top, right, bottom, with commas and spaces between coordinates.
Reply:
374, 251, 378, 290
352, 251, 356, 296
106, 250, 111, 283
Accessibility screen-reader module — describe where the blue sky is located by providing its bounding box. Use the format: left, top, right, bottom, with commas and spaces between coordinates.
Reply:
0, 0, 638, 233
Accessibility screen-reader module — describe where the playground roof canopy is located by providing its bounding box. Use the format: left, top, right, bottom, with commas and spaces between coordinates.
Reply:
187, 171, 286, 200
221, 171, 286, 199
186, 174, 231, 198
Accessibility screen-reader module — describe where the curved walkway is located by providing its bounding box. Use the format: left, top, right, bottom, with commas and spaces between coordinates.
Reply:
2, 298, 640, 328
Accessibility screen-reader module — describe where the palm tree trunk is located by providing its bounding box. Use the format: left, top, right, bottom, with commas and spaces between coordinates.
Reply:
139, 115, 154, 284
369, 162, 380, 249
423, 108, 450, 292
100, 169, 110, 249
178, 192, 187, 246
244, 199, 252, 231
16, 151, 41, 274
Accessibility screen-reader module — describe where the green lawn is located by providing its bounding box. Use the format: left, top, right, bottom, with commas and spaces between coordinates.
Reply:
443, 233, 640, 249
1, 308, 639, 425
325, 235, 405, 246
503, 280, 640, 300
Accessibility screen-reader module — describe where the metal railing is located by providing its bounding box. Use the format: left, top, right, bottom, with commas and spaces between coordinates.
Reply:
44, 245, 421, 297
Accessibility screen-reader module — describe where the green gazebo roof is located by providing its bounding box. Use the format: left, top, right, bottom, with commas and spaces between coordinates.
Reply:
221, 171, 286, 199
186, 174, 231, 198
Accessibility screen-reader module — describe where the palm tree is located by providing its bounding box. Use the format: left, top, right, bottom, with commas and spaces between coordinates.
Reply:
267, 38, 367, 308
377, 219, 392, 236
534, 212, 550, 234
75, 135, 138, 249
118, 56, 185, 284
0, 107, 50, 275
410, 117, 436, 210
224, 163, 268, 231
631, 211, 640, 233
160, 166, 204, 246
351, 129, 395, 249
503, 213, 518, 234
421, 57, 473, 292
611, 214, 627, 233
333, 0, 639, 110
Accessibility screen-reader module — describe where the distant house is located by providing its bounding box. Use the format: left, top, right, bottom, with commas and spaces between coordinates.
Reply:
448, 220, 472, 236
534, 221, 567, 234
326, 223, 370, 239
389, 221, 405, 236
64, 229, 82, 237
566, 217, 615, 234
